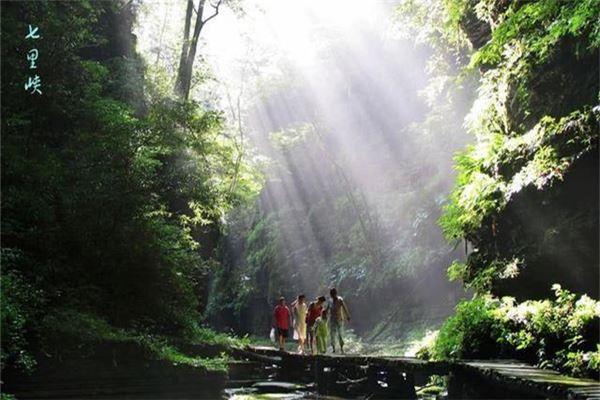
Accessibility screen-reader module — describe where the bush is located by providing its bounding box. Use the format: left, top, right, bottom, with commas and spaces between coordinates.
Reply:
424, 286, 600, 378
432, 295, 500, 359
0, 259, 43, 372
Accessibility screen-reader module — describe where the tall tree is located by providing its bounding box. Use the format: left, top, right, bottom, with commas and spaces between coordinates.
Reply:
174, 0, 222, 99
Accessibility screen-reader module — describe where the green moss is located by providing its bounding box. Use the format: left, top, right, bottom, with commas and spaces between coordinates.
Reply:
141, 337, 230, 372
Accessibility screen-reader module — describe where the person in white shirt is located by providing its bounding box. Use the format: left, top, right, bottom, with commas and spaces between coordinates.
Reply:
291, 294, 308, 354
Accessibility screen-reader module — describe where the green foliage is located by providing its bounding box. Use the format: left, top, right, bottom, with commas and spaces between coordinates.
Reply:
432, 296, 499, 359
441, 108, 598, 243
395, 0, 471, 50
1, 0, 260, 374
424, 0, 600, 359
41, 309, 129, 344
0, 266, 42, 372
134, 334, 230, 372
447, 260, 466, 281
186, 325, 250, 348
401, 0, 599, 295
493, 285, 600, 376
206, 213, 287, 334
429, 0, 600, 293
589, 345, 600, 372
425, 286, 600, 377
440, 108, 598, 289
33, 307, 233, 372
472, 0, 600, 67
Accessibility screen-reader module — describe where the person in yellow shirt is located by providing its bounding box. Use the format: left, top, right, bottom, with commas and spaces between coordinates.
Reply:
314, 309, 329, 354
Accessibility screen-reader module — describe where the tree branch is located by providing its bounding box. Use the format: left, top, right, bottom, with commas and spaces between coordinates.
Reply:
202, 0, 223, 25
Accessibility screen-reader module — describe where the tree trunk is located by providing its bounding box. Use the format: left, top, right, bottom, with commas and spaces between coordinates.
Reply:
174, 0, 221, 100
175, 0, 194, 98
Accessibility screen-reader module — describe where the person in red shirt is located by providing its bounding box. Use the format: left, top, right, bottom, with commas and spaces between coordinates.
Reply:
305, 296, 326, 354
272, 297, 292, 351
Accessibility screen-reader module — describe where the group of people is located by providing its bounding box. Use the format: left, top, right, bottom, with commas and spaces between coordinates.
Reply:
272, 288, 351, 354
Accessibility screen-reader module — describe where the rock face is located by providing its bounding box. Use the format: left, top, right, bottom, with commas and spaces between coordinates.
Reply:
444, 0, 600, 300
459, 0, 493, 50
493, 149, 599, 299
79, 0, 146, 116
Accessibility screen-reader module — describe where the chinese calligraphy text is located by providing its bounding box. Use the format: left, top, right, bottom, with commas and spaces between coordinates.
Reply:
24, 24, 41, 95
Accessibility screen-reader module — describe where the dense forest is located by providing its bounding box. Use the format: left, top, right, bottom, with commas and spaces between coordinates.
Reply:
1, 0, 258, 380
1, 0, 599, 398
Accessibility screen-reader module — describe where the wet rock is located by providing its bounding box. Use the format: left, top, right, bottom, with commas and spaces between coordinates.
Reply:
251, 381, 306, 393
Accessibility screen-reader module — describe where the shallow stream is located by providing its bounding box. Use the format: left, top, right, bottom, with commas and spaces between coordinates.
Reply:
222, 357, 441, 400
